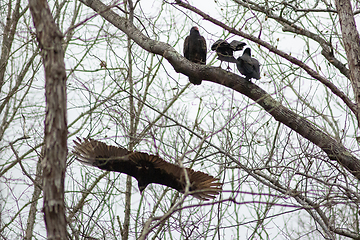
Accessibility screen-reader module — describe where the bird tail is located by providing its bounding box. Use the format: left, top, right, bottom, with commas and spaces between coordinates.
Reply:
218, 55, 238, 63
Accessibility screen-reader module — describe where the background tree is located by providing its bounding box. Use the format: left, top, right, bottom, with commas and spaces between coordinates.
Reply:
28, 0, 68, 239
1, 0, 360, 239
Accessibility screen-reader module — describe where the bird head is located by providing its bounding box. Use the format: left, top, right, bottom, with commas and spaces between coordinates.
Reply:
138, 182, 148, 195
243, 48, 251, 56
190, 26, 200, 34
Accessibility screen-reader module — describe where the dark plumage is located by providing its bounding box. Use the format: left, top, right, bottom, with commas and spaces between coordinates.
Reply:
236, 48, 260, 80
211, 39, 246, 64
73, 138, 222, 200
183, 26, 207, 85
229, 40, 247, 51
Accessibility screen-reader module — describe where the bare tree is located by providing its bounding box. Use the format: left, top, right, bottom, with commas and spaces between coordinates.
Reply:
1, 0, 360, 239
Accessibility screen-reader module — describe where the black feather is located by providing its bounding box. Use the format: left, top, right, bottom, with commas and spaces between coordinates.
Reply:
236, 48, 260, 80
73, 138, 222, 200
211, 39, 246, 69
183, 27, 207, 85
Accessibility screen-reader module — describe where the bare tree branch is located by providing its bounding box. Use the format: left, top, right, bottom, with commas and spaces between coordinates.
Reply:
232, 0, 350, 80
25, 158, 43, 240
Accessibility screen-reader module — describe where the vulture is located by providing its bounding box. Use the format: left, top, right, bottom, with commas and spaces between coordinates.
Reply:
211, 39, 246, 66
236, 48, 261, 80
73, 138, 222, 201
183, 26, 207, 85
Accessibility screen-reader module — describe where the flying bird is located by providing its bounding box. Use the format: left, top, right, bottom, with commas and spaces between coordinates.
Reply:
73, 138, 222, 200
183, 26, 207, 85
236, 48, 260, 80
211, 39, 246, 66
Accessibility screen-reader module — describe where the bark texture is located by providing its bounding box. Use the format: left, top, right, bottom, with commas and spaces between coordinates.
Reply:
335, 0, 360, 127
80, 0, 360, 181
28, 0, 68, 239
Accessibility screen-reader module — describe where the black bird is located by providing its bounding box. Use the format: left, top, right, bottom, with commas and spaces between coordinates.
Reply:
236, 48, 260, 80
73, 138, 222, 200
183, 26, 207, 85
211, 39, 246, 67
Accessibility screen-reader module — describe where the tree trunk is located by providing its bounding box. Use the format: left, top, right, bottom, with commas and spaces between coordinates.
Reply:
28, 0, 68, 239
335, 0, 360, 128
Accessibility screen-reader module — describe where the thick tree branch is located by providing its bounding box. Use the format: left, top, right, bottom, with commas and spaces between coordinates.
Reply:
28, 0, 68, 239
80, 0, 360, 181
280, 25, 350, 79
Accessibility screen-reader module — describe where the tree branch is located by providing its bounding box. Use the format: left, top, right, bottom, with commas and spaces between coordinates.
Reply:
232, 0, 350, 80
80, 0, 360, 181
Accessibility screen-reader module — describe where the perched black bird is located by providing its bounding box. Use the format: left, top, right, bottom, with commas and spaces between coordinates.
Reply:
183, 26, 207, 85
73, 138, 222, 200
236, 48, 260, 80
211, 39, 246, 66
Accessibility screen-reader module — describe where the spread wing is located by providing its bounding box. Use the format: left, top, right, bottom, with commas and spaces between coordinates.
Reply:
229, 40, 246, 51
146, 155, 222, 200
73, 138, 222, 200
211, 39, 237, 63
73, 137, 140, 178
